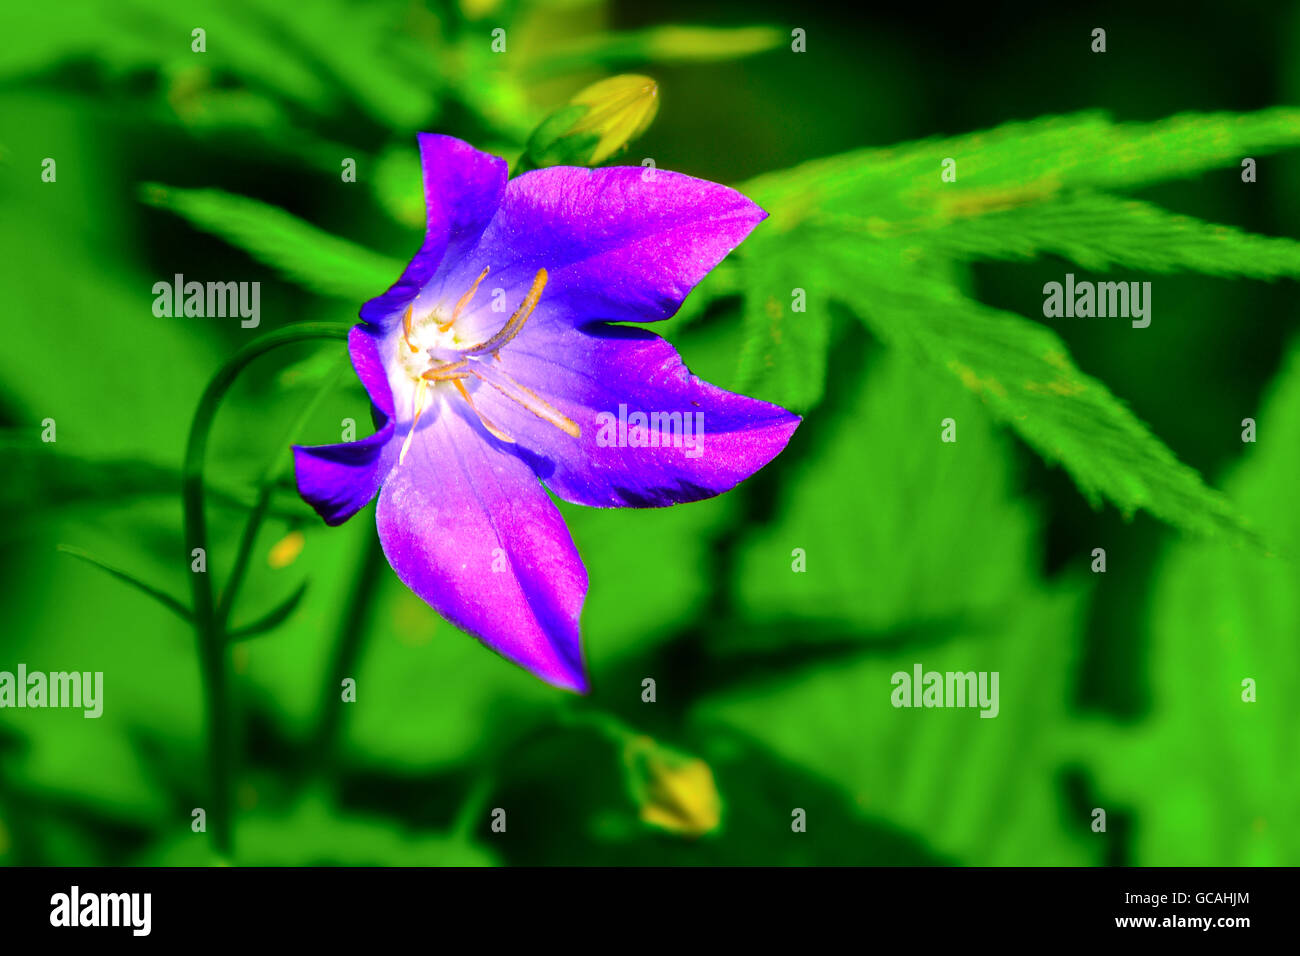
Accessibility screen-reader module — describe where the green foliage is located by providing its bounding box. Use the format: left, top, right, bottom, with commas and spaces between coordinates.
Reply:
140, 790, 497, 866
3, 0, 1297, 869
699, 585, 1095, 865
731, 345, 1038, 635
697, 345, 1095, 864
0, 1, 330, 109
56, 545, 192, 624
141, 184, 404, 301
929, 192, 1300, 276
734, 245, 833, 412
1084, 334, 1300, 865
228, 581, 309, 640
735, 110, 1300, 542
854, 262, 1252, 541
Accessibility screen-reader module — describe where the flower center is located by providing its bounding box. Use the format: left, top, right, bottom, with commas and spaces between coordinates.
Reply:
395, 266, 579, 464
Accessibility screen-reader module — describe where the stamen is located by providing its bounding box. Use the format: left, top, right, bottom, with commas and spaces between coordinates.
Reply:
453, 379, 515, 443
442, 266, 490, 333
401, 304, 419, 353
463, 269, 548, 356
470, 362, 579, 438
421, 360, 469, 382
398, 381, 431, 465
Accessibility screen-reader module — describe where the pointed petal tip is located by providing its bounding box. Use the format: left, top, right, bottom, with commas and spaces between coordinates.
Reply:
509, 627, 589, 695
291, 445, 353, 528
292, 430, 393, 527
548, 665, 590, 695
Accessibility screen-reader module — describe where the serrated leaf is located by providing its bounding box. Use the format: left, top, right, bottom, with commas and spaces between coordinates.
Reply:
733, 109, 1300, 542
734, 234, 831, 411
745, 109, 1300, 223
1084, 334, 1300, 865
915, 192, 1300, 277
851, 250, 1254, 543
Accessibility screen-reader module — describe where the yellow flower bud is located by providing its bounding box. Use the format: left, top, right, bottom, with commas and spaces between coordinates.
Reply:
623, 735, 721, 837
522, 75, 659, 170
565, 75, 659, 164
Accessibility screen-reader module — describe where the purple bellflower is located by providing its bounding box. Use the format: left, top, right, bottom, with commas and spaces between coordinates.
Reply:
293, 135, 799, 692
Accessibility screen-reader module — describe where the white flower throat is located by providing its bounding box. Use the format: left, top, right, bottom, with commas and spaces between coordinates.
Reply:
394, 265, 579, 464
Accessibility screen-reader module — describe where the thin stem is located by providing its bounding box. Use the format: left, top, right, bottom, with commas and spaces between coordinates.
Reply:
308, 530, 384, 781
183, 322, 349, 859
215, 359, 345, 632
451, 772, 495, 841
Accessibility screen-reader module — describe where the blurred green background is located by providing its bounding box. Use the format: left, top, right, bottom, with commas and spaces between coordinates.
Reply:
1, 0, 1298, 866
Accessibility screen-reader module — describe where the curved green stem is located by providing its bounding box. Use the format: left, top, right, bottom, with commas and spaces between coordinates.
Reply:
215, 359, 344, 633
183, 322, 349, 859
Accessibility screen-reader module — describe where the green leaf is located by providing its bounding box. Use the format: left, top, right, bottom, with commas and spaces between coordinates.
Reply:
734, 226, 832, 411
853, 252, 1253, 542
244, 0, 441, 129
744, 109, 1300, 219
370, 145, 426, 228
0, 0, 330, 110
671, 258, 740, 327
697, 583, 1098, 865
730, 343, 1039, 638
732, 109, 1300, 541
56, 544, 192, 624
560, 492, 737, 668
918, 191, 1300, 277
140, 184, 404, 301
1084, 334, 1300, 865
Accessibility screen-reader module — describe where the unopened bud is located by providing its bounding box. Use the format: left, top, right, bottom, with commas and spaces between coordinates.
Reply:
522, 75, 659, 170
622, 735, 721, 837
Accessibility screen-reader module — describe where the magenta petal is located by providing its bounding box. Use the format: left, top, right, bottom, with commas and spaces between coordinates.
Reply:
293, 325, 400, 525
475, 322, 800, 507
360, 134, 506, 329
347, 323, 396, 419
446, 165, 765, 328
293, 426, 397, 526
375, 407, 589, 692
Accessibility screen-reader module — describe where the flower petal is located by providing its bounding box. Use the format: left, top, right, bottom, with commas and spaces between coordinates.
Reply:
293, 427, 397, 526
346, 323, 396, 419
292, 325, 399, 525
376, 405, 589, 692
360, 134, 507, 329
447, 165, 765, 331
475, 321, 800, 507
